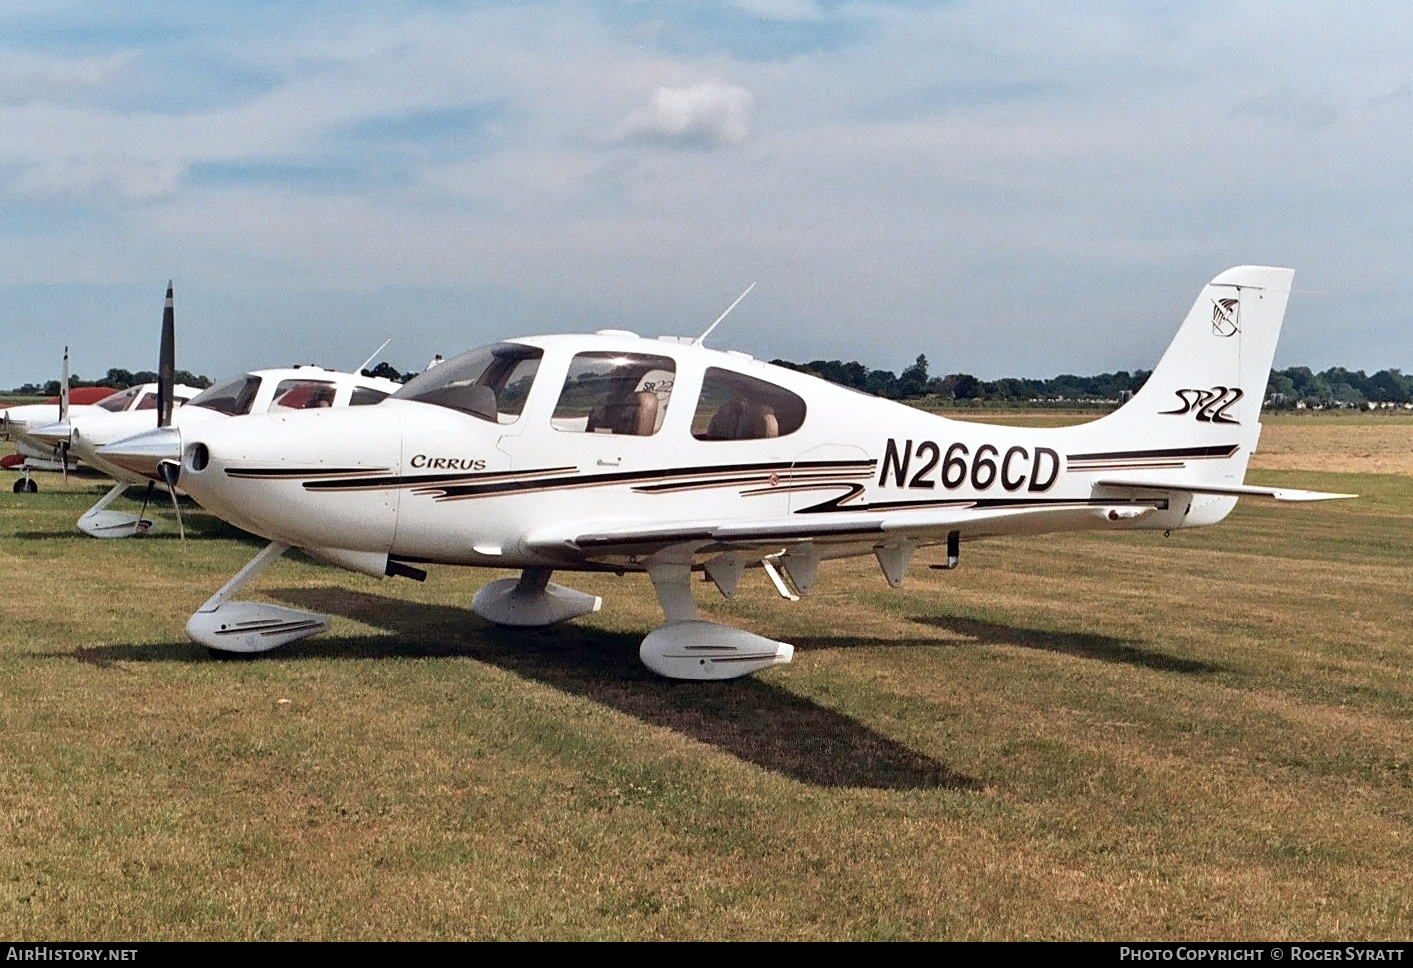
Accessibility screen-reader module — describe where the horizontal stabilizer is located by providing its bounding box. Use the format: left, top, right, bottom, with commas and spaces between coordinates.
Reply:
1098, 479, 1356, 502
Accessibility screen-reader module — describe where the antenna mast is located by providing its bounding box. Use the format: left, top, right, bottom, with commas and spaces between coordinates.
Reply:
355, 338, 393, 374
694, 282, 756, 346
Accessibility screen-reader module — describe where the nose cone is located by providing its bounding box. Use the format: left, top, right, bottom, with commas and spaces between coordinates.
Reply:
97, 426, 184, 482
20, 419, 72, 451
178, 405, 405, 550
0, 405, 58, 441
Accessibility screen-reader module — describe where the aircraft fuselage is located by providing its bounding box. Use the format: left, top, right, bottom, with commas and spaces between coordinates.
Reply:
172, 330, 1246, 573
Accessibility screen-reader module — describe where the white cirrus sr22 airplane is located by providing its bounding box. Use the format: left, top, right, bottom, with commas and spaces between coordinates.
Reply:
101, 265, 1352, 680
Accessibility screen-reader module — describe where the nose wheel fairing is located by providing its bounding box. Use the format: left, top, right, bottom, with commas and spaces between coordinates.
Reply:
188, 542, 333, 654
77, 482, 155, 538
188, 601, 332, 653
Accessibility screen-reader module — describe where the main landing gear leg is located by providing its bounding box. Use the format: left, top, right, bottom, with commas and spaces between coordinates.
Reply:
186, 542, 331, 654
638, 562, 793, 681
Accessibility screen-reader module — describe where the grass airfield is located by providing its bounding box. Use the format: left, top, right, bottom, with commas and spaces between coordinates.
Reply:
1, 412, 1410, 940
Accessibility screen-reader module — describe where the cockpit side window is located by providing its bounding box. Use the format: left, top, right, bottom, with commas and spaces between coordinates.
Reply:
393, 343, 543, 423
270, 380, 337, 411
692, 368, 806, 441
190, 375, 263, 416
349, 386, 391, 406
551, 352, 676, 436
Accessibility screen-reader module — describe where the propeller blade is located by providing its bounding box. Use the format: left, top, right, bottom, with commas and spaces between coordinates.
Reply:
59, 440, 69, 484
59, 346, 70, 423
157, 281, 175, 429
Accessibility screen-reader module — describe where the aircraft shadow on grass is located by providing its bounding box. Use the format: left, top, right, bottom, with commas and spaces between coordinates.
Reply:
906, 615, 1224, 676
75, 585, 980, 791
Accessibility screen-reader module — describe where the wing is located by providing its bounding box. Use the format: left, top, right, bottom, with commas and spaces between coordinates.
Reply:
526, 499, 1153, 564
1097, 479, 1357, 502
526, 478, 1355, 575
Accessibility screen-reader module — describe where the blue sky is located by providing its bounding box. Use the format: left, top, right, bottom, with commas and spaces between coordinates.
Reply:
3, 1, 1411, 388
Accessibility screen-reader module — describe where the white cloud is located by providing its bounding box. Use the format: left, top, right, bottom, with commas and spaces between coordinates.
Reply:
731, 0, 825, 23
5, 2, 1413, 388
0, 49, 136, 105
613, 82, 755, 149
1230, 87, 1342, 129
13, 153, 184, 202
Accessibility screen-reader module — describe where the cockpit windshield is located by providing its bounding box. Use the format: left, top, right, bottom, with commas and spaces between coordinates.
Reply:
393, 343, 543, 422
94, 384, 194, 413
96, 386, 144, 412
189, 375, 262, 416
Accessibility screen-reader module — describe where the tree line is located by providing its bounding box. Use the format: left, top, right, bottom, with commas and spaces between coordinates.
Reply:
9, 358, 1413, 410
7, 367, 214, 396
771, 355, 1413, 409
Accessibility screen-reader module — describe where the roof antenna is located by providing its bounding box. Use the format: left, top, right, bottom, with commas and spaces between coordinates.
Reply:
694, 282, 756, 346
354, 337, 392, 374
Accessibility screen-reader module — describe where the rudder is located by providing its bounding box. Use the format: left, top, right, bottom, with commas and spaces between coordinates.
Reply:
1092, 265, 1294, 471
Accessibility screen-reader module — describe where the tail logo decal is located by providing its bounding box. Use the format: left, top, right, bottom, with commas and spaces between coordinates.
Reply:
1160, 386, 1244, 424
1211, 297, 1240, 337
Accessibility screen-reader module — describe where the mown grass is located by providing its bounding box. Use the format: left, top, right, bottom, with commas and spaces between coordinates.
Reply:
0, 436, 1410, 939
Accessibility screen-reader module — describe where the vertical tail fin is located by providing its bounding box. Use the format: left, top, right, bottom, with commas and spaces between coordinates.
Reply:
1088, 266, 1294, 482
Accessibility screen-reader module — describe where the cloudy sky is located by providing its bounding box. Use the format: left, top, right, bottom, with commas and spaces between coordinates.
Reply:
2, 1, 1410, 389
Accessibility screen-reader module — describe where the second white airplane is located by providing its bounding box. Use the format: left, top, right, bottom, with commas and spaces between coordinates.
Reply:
103, 266, 1351, 679
34, 284, 401, 537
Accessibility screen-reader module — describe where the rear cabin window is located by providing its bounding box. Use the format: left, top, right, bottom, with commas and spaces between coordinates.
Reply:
394, 343, 542, 423
692, 368, 806, 440
270, 380, 337, 411
552, 352, 676, 436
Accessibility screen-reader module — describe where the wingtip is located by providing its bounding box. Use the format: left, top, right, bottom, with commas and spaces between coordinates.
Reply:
1271, 489, 1359, 502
